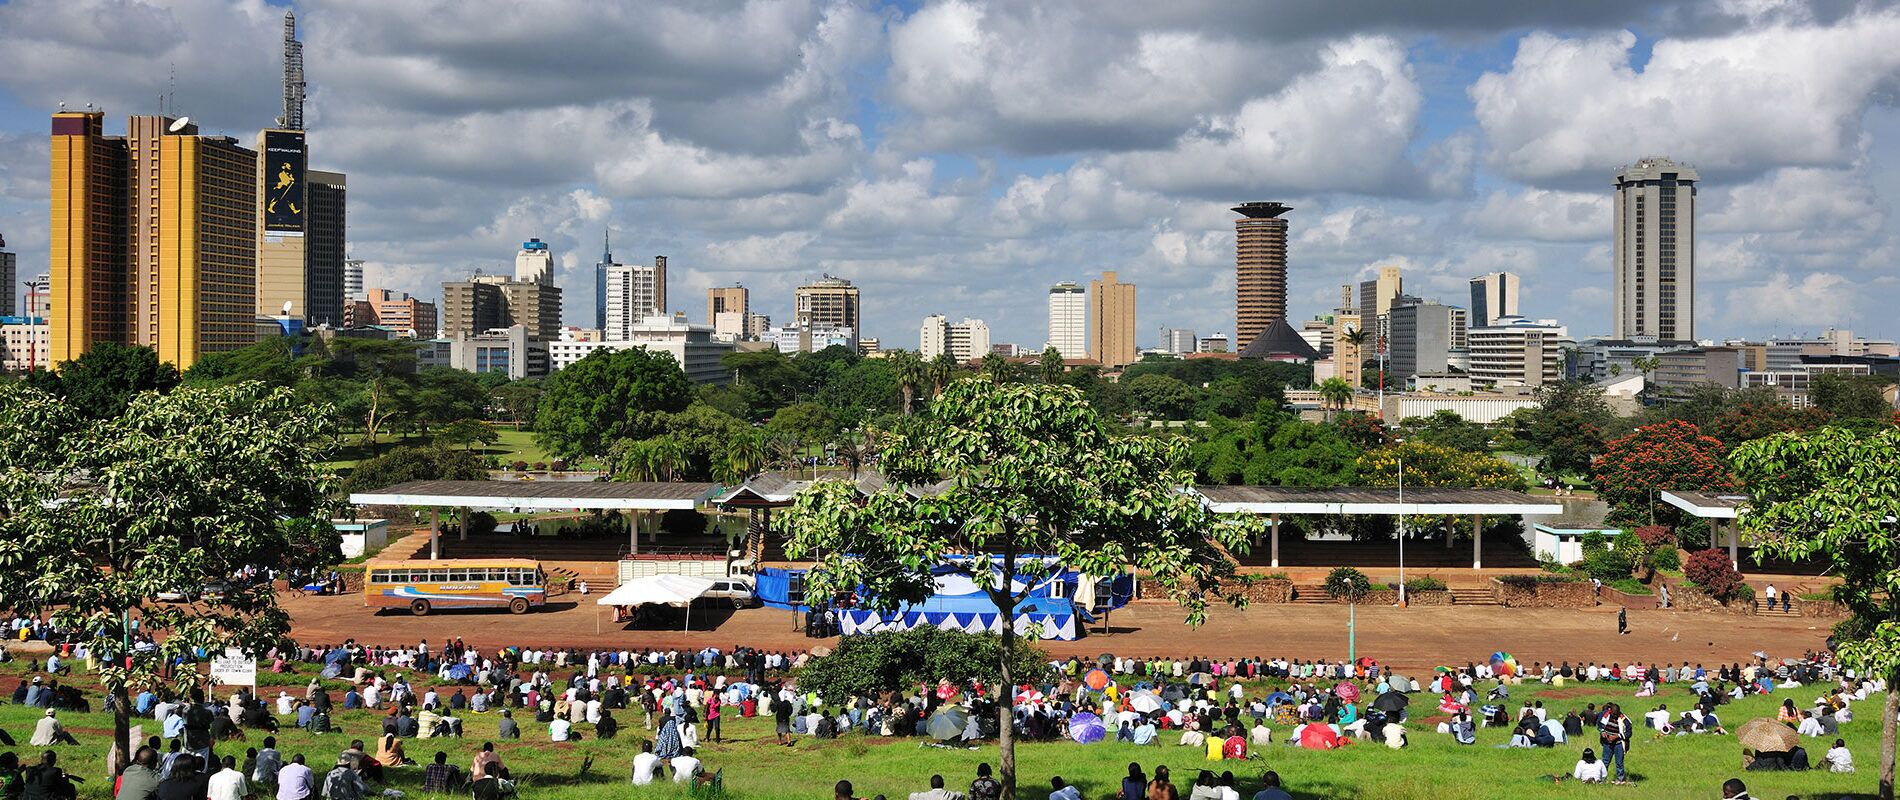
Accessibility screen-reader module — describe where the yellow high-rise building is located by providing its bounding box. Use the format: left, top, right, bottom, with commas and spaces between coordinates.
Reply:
49, 111, 258, 369
1089, 270, 1137, 370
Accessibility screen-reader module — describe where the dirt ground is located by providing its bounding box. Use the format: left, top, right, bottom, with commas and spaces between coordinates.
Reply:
283, 591, 1832, 673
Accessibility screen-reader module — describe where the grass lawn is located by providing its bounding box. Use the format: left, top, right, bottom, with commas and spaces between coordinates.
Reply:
322, 429, 561, 473
1, 664, 1877, 799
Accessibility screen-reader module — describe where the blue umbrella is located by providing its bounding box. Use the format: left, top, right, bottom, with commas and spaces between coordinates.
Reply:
1067, 712, 1105, 744
447, 664, 472, 681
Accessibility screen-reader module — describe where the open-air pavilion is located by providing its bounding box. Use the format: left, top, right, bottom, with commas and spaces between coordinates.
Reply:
1659, 490, 1752, 569
1192, 486, 1564, 570
349, 480, 719, 560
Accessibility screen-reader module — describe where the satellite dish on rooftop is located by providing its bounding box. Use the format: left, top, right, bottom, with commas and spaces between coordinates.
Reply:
168, 116, 191, 133
281, 301, 294, 316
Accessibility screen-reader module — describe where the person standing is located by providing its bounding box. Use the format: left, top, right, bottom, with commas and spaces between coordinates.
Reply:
1617, 607, 1628, 636
1763, 584, 1777, 610
1597, 702, 1631, 785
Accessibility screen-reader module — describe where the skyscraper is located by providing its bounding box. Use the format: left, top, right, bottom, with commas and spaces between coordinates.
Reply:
1046, 281, 1086, 358
255, 127, 346, 325
1089, 271, 1136, 370
279, 10, 305, 131
603, 259, 667, 340
1233, 202, 1291, 352
0, 233, 14, 316
593, 231, 616, 331
1614, 157, 1698, 341
919, 314, 989, 362
1468, 272, 1520, 329
343, 258, 364, 300
1357, 265, 1403, 331
515, 238, 554, 285
51, 111, 259, 369
707, 285, 748, 339
442, 274, 561, 341
794, 275, 860, 347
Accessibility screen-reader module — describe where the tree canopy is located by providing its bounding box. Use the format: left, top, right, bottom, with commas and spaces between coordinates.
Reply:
39, 341, 182, 420
0, 380, 341, 769
1591, 420, 1734, 529
536, 347, 694, 459
781, 378, 1259, 797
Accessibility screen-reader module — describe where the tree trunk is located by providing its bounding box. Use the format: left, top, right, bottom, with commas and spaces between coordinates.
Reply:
997, 595, 1017, 800
1883, 668, 1898, 800
112, 683, 132, 779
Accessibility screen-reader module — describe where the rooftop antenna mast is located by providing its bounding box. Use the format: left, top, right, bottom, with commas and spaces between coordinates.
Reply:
281, 10, 305, 130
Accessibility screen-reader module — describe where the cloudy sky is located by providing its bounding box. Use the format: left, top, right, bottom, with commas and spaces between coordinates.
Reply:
2, 0, 1899, 349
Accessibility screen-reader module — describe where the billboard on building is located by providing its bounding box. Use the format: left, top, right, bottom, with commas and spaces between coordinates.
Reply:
263, 130, 306, 235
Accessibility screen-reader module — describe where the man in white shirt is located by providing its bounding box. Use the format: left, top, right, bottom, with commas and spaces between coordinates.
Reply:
549, 717, 572, 742
1798, 712, 1826, 737
1047, 776, 1082, 800
630, 741, 660, 785
208, 755, 250, 800
670, 753, 702, 783
908, 774, 964, 800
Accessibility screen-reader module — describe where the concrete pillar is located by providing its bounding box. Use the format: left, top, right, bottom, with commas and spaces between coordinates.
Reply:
1270, 514, 1280, 569
1472, 514, 1483, 570
430, 508, 441, 561
1728, 519, 1739, 571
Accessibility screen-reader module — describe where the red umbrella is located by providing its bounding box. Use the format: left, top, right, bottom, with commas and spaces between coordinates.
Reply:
1333, 681, 1361, 703
1299, 725, 1342, 749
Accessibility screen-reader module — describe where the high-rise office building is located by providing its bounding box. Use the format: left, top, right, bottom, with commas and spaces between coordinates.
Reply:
795, 275, 860, 347
1165, 328, 1198, 355
1614, 157, 1698, 341
603, 258, 668, 340
515, 238, 554, 285
1233, 202, 1291, 352
1089, 271, 1137, 370
254, 127, 345, 325
1357, 265, 1403, 333
51, 111, 260, 369
592, 231, 616, 331
1047, 281, 1086, 358
919, 314, 990, 362
442, 267, 561, 341
0, 234, 14, 315
1468, 272, 1520, 329
708, 285, 748, 339
1387, 297, 1456, 380
343, 258, 364, 300
304, 170, 345, 325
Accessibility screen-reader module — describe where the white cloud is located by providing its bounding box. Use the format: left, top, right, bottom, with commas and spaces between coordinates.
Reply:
1472, 9, 1900, 183
1465, 188, 1610, 242
1722, 271, 1859, 329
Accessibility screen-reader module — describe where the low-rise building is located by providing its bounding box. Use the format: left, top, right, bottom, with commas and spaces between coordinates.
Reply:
449, 325, 548, 380
548, 315, 733, 384
1468, 317, 1570, 388
1653, 346, 1743, 393
0, 316, 49, 371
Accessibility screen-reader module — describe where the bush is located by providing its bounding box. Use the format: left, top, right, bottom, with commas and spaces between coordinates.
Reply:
1631, 525, 1675, 549
661, 508, 709, 536
1578, 531, 1641, 581
798, 627, 1049, 705
510, 460, 529, 472
1607, 578, 1652, 595
531, 461, 548, 471
1323, 566, 1374, 600
341, 445, 489, 493
1648, 546, 1681, 572
1682, 548, 1744, 602
1262, 572, 1292, 582
1403, 576, 1447, 592
551, 459, 569, 471
1498, 574, 1580, 588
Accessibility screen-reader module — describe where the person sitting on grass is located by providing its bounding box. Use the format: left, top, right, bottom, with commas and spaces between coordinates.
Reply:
420, 752, 460, 794
1824, 739, 1854, 773
374, 733, 410, 769
630, 740, 659, 786
969, 763, 1002, 800
1145, 765, 1177, 800
155, 755, 206, 800
908, 773, 962, 800
28, 712, 75, 747
1571, 748, 1607, 783
1048, 776, 1081, 800
250, 736, 281, 791
670, 747, 711, 787
1721, 777, 1751, 799
496, 710, 519, 740
321, 756, 369, 800
1118, 764, 1146, 800
1249, 771, 1290, 800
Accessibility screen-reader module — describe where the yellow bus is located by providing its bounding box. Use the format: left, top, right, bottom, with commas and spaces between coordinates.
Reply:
364, 559, 552, 616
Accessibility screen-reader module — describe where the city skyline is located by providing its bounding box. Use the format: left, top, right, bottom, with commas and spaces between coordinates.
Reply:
2, 2, 1900, 348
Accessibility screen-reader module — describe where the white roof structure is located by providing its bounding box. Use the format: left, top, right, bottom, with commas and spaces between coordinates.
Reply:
349, 480, 715, 511
596, 574, 717, 608
1194, 486, 1562, 516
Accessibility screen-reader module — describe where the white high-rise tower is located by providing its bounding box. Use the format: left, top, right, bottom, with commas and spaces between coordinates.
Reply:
1613, 157, 1697, 341
1046, 281, 1086, 358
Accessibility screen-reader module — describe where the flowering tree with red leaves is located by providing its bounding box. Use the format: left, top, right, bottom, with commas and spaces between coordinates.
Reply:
1592, 420, 1736, 528
1682, 548, 1745, 602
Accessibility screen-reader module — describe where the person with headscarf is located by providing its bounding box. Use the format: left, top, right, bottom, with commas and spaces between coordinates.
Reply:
654, 711, 683, 760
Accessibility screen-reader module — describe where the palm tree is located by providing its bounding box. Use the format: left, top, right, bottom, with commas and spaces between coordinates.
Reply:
927, 353, 957, 400
1038, 346, 1063, 384
980, 352, 1010, 384
713, 429, 768, 484
891, 351, 925, 416
1317, 377, 1353, 422
610, 435, 689, 482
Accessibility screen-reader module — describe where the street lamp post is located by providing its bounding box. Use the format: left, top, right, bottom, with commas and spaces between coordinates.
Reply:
1396, 437, 1407, 607
22, 278, 48, 371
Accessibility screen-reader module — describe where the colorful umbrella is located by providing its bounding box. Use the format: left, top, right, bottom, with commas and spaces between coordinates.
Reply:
1433, 665, 1454, 674
1333, 681, 1361, 702
1084, 668, 1111, 692
935, 680, 959, 700
1067, 712, 1106, 744
1489, 651, 1518, 677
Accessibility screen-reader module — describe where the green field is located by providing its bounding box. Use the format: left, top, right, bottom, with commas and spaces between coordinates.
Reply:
0, 663, 1877, 800
323, 428, 558, 473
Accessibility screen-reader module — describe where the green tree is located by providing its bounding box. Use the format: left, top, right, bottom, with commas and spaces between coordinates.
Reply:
1731, 426, 1900, 798
890, 350, 927, 416
436, 418, 500, 450
800, 628, 1048, 706
536, 348, 693, 459
0, 381, 340, 770
1038, 346, 1063, 384
342, 444, 489, 493
816, 358, 899, 427
44, 342, 182, 420
1398, 409, 1490, 453
1125, 373, 1196, 420
490, 380, 542, 429
183, 337, 322, 388
927, 353, 957, 399
1509, 380, 1613, 479
1812, 373, 1895, 420
980, 352, 1011, 384
782, 379, 1259, 798
412, 367, 489, 434
766, 401, 841, 455
609, 434, 691, 481
1316, 377, 1353, 422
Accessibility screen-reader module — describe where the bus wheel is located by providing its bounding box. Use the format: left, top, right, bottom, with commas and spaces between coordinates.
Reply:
509, 597, 530, 615
409, 599, 431, 616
